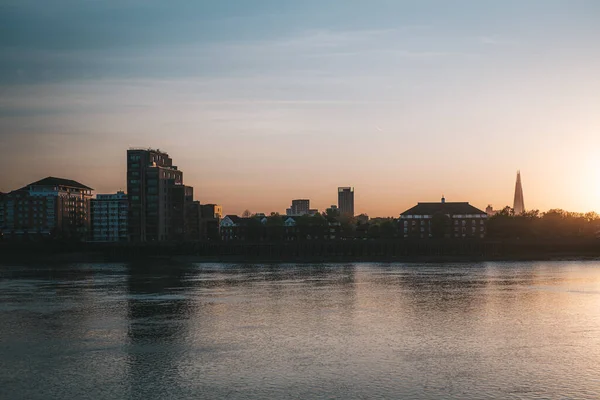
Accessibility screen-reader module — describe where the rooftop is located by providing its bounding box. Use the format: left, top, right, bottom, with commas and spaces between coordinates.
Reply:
401, 202, 486, 216
23, 177, 93, 191
128, 147, 169, 155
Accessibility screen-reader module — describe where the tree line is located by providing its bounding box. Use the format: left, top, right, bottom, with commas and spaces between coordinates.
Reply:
487, 207, 600, 239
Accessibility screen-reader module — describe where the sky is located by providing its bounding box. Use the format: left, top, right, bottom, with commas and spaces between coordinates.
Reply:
1, 0, 599, 216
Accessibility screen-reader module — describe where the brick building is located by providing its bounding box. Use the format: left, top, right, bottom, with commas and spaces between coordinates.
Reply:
0, 177, 93, 240
400, 197, 487, 239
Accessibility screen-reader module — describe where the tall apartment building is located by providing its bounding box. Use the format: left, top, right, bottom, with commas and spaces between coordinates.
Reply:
91, 191, 128, 242
0, 177, 93, 240
127, 148, 193, 242
338, 187, 355, 216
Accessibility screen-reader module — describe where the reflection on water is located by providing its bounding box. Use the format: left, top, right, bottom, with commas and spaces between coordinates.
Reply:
1, 262, 600, 399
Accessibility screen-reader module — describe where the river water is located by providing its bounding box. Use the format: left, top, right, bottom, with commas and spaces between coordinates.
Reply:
1, 261, 599, 399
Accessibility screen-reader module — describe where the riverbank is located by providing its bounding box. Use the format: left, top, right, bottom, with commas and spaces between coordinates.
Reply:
1, 238, 599, 264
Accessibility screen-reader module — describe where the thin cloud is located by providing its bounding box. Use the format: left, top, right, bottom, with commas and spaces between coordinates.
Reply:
478, 35, 516, 46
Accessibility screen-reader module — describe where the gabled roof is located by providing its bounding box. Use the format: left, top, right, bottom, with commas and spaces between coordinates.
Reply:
401, 202, 486, 216
224, 215, 242, 224
23, 177, 93, 191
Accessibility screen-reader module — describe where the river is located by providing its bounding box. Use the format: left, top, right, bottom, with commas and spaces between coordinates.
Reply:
1, 261, 599, 399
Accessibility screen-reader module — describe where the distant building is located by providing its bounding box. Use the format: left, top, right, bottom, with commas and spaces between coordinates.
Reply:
126, 148, 194, 242
91, 191, 128, 242
219, 214, 339, 242
338, 187, 354, 216
400, 197, 487, 239
220, 215, 247, 241
169, 184, 195, 241
325, 205, 339, 216
286, 199, 310, 216
513, 171, 525, 215
357, 214, 370, 224
486, 205, 498, 217
0, 177, 93, 240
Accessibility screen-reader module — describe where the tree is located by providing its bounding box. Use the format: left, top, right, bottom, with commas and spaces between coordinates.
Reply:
242, 209, 252, 218
266, 214, 284, 241
380, 220, 397, 238
245, 217, 263, 241
324, 207, 340, 219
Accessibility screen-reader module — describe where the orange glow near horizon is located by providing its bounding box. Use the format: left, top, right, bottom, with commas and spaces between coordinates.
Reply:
1, 3, 599, 216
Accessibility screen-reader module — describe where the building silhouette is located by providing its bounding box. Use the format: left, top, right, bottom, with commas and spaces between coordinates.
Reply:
400, 196, 487, 239
91, 191, 128, 242
0, 177, 93, 240
285, 199, 317, 216
127, 148, 193, 242
513, 171, 525, 215
338, 187, 354, 216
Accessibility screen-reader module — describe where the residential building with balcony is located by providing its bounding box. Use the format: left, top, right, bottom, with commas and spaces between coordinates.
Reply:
91, 191, 128, 242
127, 148, 194, 242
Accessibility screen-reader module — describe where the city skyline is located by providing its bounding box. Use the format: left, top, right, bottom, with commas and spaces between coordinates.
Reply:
1, 1, 599, 215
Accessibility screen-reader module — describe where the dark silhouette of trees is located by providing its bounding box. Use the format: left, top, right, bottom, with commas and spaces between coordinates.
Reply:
380, 220, 397, 238
245, 217, 263, 241
487, 207, 600, 239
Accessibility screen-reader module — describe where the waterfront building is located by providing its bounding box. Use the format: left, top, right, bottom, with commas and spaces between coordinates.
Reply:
0, 177, 93, 240
91, 191, 128, 242
400, 197, 487, 239
126, 148, 194, 242
220, 215, 248, 241
338, 187, 355, 216
513, 171, 525, 215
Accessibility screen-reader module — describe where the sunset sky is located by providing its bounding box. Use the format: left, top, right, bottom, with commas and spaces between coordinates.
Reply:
1, 0, 599, 216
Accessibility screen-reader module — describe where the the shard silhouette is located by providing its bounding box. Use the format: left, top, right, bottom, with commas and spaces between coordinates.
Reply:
513, 170, 525, 215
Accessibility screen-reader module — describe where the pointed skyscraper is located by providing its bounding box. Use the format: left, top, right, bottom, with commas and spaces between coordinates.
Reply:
513, 170, 525, 215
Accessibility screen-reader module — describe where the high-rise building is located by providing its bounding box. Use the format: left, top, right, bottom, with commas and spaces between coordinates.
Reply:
91, 191, 128, 242
513, 171, 525, 215
338, 187, 354, 216
0, 177, 93, 240
127, 148, 193, 242
286, 199, 310, 216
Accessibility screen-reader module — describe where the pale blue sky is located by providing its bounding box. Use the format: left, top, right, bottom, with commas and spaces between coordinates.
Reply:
1, 1, 599, 215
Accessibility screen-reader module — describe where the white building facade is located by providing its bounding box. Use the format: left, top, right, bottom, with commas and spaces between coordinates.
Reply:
91, 191, 128, 242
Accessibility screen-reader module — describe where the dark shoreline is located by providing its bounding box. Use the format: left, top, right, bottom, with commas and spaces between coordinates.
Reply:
1, 238, 599, 265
